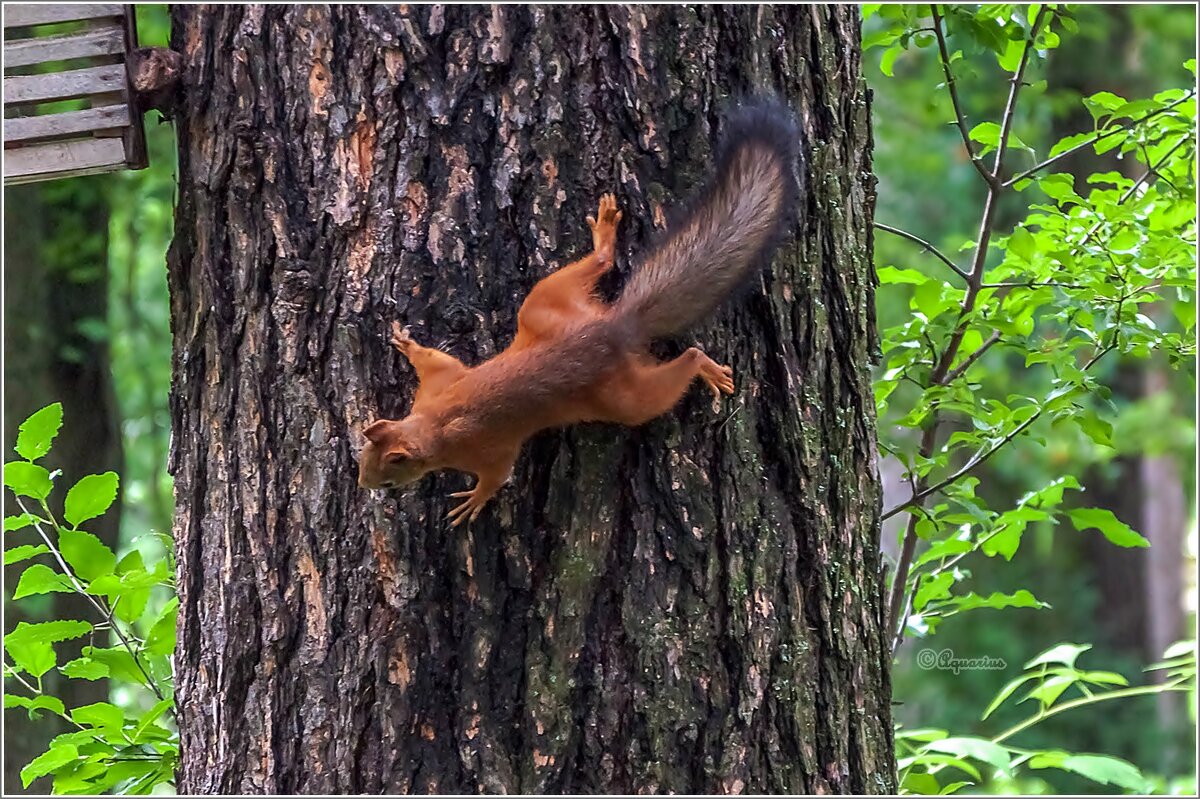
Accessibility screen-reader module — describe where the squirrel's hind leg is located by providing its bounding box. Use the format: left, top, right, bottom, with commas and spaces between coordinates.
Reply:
594, 348, 734, 427
513, 194, 623, 347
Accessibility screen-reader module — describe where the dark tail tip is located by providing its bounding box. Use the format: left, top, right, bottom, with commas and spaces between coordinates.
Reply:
715, 95, 802, 222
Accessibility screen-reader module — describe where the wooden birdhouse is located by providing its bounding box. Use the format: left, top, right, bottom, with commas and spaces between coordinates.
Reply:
3, 4, 174, 185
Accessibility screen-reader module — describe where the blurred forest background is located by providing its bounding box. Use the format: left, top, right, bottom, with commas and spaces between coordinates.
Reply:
2, 4, 1196, 795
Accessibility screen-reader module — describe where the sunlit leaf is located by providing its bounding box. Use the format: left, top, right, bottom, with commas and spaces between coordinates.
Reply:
15, 403, 63, 462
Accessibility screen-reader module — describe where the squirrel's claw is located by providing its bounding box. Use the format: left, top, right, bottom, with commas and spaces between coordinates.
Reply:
447, 489, 488, 527
390, 321, 414, 354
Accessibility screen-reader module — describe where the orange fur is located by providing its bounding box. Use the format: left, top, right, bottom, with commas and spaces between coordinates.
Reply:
358, 100, 798, 525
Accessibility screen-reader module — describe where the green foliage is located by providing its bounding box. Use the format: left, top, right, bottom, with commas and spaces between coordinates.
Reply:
896, 640, 1196, 794
865, 2, 1196, 794
4, 405, 177, 794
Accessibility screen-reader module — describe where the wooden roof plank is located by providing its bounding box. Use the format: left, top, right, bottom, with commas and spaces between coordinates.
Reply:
4, 137, 127, 184
4, 104, 130, 143
3, 63, 125, 105
3, 26, 125, 68
3, 4, 124, 29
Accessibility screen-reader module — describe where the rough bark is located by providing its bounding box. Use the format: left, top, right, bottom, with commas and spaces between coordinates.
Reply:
3, 184, 122, 793
168, 5, 891, 794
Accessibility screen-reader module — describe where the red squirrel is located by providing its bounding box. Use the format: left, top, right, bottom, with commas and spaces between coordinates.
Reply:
359, 99, 799, 525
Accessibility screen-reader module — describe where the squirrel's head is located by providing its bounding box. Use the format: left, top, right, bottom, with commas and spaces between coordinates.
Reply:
357, 417, 434, 490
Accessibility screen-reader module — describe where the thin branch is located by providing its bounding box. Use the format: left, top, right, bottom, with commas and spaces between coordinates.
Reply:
874, 222, 969, 281
17, 497, 166, 702
983, 280, 1088, 289
889, 6, 1048, 648
943, 329, 1002, 384
1076, 135, 1190, 251
3, 662, 41, 695
993, 679, 1192, 746
883, 332, 1121, 524
1003, 90, 1196, 188
930, 4, 995, 185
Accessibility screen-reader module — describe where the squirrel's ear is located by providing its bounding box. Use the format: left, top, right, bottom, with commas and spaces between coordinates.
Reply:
384, 446, 410, 465
362, 420, 391, 444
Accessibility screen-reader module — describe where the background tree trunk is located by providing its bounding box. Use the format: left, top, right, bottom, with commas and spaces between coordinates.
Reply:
168, 5, 891, 793
1049, 8, 1187, 751
3, 184, 122, 793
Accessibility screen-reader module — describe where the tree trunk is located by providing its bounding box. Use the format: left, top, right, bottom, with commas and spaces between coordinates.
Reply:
3, 183, 122, 793
168, 5, 891, 793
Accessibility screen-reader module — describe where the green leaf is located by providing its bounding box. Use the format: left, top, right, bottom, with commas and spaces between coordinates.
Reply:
4, 543, 50, 565
896, 728, 950, 743
4, 462, 53, 500
4, 694, 66, 720
982, 523, 1023, 560
1048, 131, 1097, 158
63, 472, 119, 528
969, 122, 1001, 149
116, 549, 145, 575
80, 646, 147, 685
1079, 670, 1129, 687
913, 572, 956, 612
1007, 228, 1036, 262
982, 675, 1035, 719
60, 657, 109, 680
1025, 643, 1091, 670
20, 743, 78, 788
145, 597, 179, 656
1025, 672, 1077, 706
115, 585, 151, 625
16, 403, 63, 461
996, 37, 1023, 72
4, 513, 41, 532
939, 781, 972, 795
878, 266, 930, 285
1069, 508, 1150, 548
880, 44, 901, 77
948, 589, 1047, 613
924, 737, 1013, 774
132, 698, 175, 743
899, 753, 981, 781
13, 563, 74, 599
8, 640, 56, 678
1030, 753, 1147, 791
6, 619, 93, 648
59, 529, 117, 582
71, 701, 125, 733
902, 772, 942, 795
1162, 640, 1196, 660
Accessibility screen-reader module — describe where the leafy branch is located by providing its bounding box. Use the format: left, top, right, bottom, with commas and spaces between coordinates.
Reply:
4, 402, 178, 793
887, 4, 1049, 646
1003, 89, 1197, 188
898, 640, 1196, 794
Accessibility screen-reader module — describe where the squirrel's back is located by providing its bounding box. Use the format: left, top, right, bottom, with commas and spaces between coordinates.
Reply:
614, 98, 800, 340
470, 98, 800, 415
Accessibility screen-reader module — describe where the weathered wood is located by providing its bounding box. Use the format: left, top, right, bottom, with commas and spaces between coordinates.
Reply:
3, 104, 129, 143
169, 5, 891, 795
3, 4, 123, 29
3, 63, 125, 105
3, 26, 124, 68
4, 137, 125, 184
119, 5, 148, 170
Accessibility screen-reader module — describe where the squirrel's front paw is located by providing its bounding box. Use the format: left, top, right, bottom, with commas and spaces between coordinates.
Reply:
389, 321, 414, 354
586, 193, 622, 260
446, 486, 491, 527
698, 359, 735, 400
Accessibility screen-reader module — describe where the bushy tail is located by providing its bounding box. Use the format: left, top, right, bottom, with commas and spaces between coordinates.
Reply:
613, 98, 800, 341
